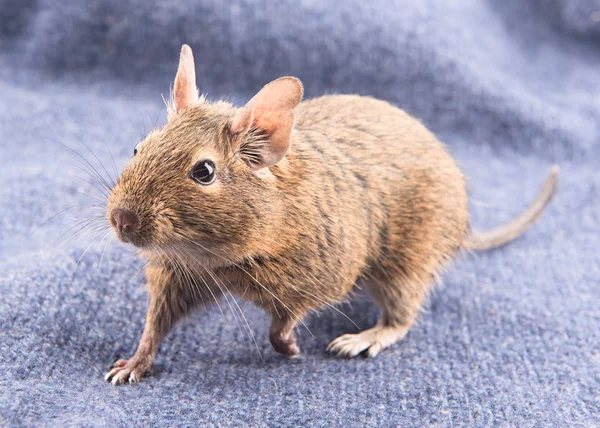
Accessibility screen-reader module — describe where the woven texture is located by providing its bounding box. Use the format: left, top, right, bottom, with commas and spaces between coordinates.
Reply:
1, 0, 598, 425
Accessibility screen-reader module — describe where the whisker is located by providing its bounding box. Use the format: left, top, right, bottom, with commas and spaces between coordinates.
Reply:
176, 235, 313, 337
101, 137, 120, 182
69, 128, 122, 182
73, 134, 116, 188
142, 107, 152, 135
75, 191, 107, 204
53, 216, 105, 248
300, 270, 360, 329
44, 117, 115, 189
200, 261, 251, 351
182, 254, 227, 319
73, 221, 110, 247
45, 136, 112, 193
57, 221, 107, 252
69, 226, 110, 284
97, 230, 114, 269
153, 105, 164, 129
176, 246, 263, 359
165, 253, 221, 320
36, 204, 101, 231
76, 227, 109, 267
222, 286, 263, 360
129, 258, 151, 283
60, 158, 110, 197
168, 251, 206, 308
297, 286, 359, 331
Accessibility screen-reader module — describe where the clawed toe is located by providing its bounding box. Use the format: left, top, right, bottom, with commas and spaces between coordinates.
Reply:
327, 332, 375, 357
109, 359, 128, 370
105, 366, 132, 385
327, 325, 408, 358
105, 358, 151, 385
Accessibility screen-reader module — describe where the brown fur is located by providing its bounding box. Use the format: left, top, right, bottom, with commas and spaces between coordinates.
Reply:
104, 46, 557, 385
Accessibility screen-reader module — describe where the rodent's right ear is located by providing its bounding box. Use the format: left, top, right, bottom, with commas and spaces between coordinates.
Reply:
171, 44, 199, 116
231, 77, 303, 170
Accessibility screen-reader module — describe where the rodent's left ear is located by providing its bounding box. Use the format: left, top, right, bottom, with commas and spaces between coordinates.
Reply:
231, 77, 303, 170
172, 44, 199, 115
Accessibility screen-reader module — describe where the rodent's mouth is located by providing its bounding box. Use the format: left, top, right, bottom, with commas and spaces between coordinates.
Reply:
114, 230, 132, 244
115, 231, 149, 249
112, 228, 151, 248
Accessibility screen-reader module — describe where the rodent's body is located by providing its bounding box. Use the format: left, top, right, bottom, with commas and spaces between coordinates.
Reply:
103, 46, 556, 385
221, 95, 468, 324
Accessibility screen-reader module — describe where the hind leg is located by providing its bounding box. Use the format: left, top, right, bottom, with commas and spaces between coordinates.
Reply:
327, 274, 429, 358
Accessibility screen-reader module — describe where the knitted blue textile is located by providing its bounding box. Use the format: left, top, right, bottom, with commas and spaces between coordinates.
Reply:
1, 1, 598, 425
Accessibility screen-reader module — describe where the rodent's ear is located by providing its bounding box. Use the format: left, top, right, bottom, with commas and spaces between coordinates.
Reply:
172, 44, 199, 114
231, 77, 303, 170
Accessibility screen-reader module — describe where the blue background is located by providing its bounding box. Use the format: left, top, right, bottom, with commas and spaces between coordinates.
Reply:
0, 0, 598, 425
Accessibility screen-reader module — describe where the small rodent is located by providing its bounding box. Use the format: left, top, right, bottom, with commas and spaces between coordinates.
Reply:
104, 45, 559, 385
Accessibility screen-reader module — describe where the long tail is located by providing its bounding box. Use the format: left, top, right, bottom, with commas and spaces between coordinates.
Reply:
465, 165, 560, 251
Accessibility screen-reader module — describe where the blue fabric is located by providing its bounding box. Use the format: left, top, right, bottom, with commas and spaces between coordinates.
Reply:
1, 1, 598, 425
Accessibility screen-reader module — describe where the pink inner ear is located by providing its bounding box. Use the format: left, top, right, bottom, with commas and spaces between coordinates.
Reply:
231, 106, 254, 134
173, 45, 198, 112
236, 77, 303, 170
252, 108, 295, 169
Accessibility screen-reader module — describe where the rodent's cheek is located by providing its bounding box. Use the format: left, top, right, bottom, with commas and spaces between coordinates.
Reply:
150, 208, 177, 242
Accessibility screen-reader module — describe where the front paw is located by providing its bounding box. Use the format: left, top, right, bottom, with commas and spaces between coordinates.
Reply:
269, 332, 300, 357
104, 357, 154, 385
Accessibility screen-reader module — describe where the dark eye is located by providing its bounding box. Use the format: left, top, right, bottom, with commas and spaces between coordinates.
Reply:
133, 143, 141, 156
190, 160, 216, 185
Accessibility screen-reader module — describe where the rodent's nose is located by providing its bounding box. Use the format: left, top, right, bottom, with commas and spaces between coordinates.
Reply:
111, 208, 139, 233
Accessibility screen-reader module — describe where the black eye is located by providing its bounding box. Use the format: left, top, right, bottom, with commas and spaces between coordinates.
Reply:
133, 143, 141, 156
190, 160, 216, 185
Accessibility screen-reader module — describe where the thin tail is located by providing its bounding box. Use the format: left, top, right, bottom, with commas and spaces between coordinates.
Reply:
465, 165, 560, 251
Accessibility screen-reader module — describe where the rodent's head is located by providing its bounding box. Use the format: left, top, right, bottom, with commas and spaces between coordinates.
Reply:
107, 45, 303, 263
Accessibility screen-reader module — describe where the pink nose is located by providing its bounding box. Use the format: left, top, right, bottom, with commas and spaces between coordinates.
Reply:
111, 208, 139, 233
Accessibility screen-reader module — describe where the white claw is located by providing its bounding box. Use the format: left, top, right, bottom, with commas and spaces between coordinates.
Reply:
104, 359, 147, 385
327, 325, 408, 358
111, 373, 121, 385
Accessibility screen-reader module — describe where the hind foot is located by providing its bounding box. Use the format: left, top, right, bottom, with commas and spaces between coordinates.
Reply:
327, 323, 408, 358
